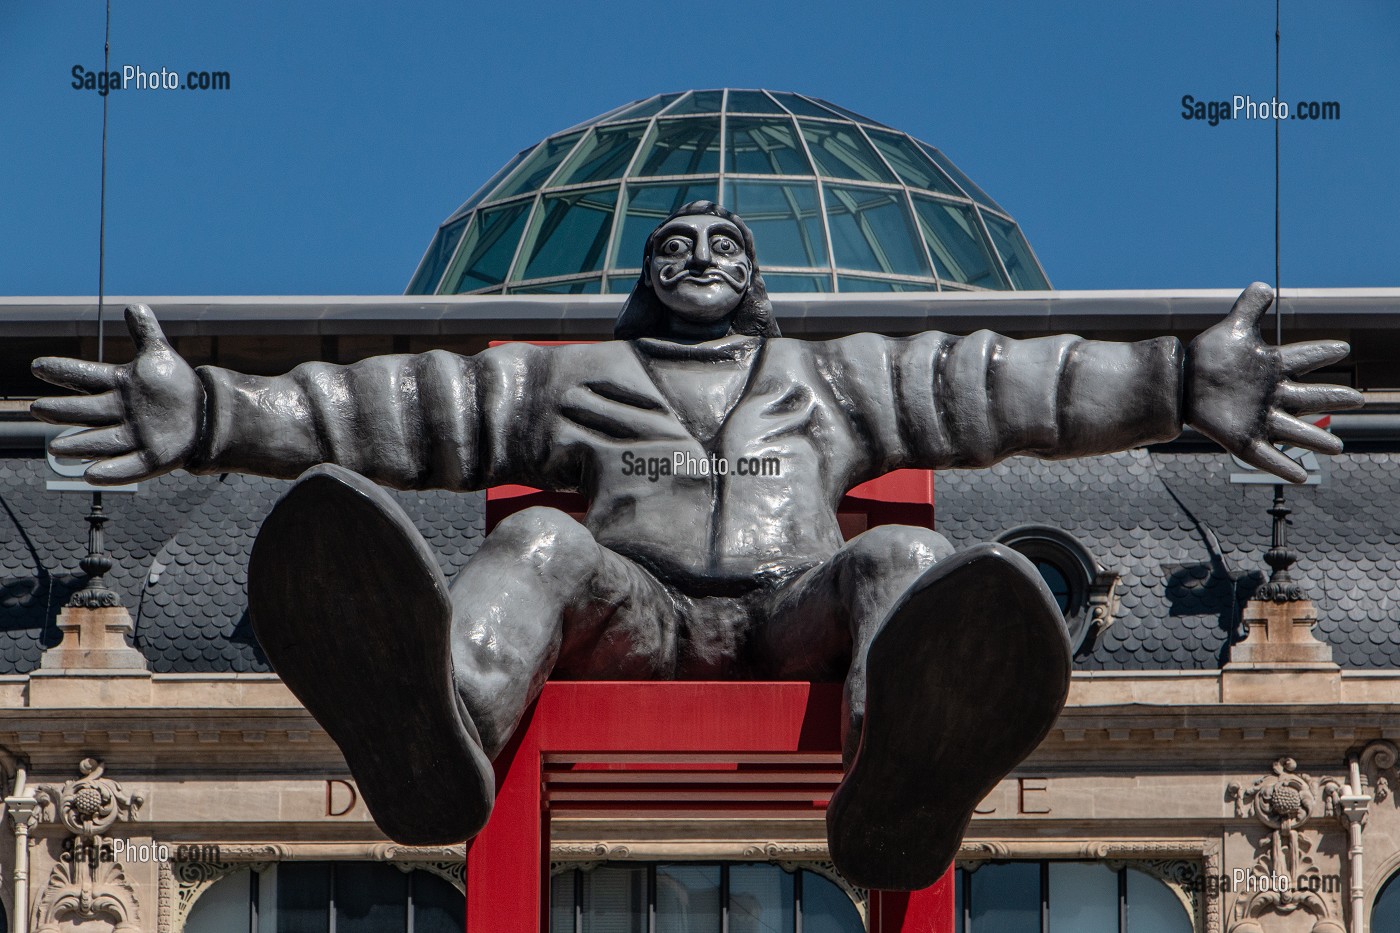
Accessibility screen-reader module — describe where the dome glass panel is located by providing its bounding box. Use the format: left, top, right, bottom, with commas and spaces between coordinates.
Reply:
911, 195, 1007, 288
666, 89, 726, 115
726, 117, 812, 176
764, 273, 827, 292
983, 211, 1051, 289
864, 128, 961, 196
407, 215, 467, 295
634, 119, 721, 176
409, 89, 1050, 295
553, 123, 649, 186
798, 120, 896, 183
726, 180, 826, 268
447, 147, 534, 221
517, 187, 617, 281
768, 91, 840, 118
917, 142, 1006, 214
605, 92, 684, 122
725, 89, 785, 114
824, 184, 931, 278
490, 131, 584, 201
443, 202, 530, 293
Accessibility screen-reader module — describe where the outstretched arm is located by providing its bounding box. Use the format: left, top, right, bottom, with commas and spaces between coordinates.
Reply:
866, 283, 1360, 481
31, 305, 553, 490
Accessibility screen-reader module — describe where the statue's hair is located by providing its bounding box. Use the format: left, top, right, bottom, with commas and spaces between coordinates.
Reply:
614, 200, 780, 340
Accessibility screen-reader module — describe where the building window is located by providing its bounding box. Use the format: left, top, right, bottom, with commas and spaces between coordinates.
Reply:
1373, 869, 1400, 931
549, 862, 863, 933
183, 863, 462, 933
955, 862, 1192, 933
996, 526, 1105, 650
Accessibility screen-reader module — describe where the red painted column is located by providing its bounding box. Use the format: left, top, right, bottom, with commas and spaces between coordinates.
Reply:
464, 682, 954, 933
465, 707, 544, 933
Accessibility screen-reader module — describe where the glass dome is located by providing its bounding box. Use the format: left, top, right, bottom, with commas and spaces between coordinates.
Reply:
407, 89, 1049, 296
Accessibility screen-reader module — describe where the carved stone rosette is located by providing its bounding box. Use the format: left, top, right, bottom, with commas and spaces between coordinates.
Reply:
1225, 757, 1345, 933
31, 758, 145, 933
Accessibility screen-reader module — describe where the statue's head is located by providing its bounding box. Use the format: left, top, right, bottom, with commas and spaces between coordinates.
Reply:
615, 201, 780, 341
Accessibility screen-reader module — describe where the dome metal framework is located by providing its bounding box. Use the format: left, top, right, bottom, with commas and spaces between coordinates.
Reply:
407, 89, 1050, 296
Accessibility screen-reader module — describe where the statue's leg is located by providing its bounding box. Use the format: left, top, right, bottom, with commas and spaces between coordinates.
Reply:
250, 468, 678, 848
759, 524, 955, 756
760, 530, 1071, 891
448, 504, 681, 759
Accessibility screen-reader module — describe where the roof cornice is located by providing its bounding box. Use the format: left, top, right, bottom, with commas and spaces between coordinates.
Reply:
3, 289, 1399, 339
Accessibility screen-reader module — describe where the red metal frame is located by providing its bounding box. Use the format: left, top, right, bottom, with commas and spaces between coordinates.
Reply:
465, 681, 953, 931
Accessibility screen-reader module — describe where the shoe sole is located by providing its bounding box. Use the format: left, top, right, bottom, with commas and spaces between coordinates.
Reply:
826, 543, 1071, 890
249, 465, 495, 844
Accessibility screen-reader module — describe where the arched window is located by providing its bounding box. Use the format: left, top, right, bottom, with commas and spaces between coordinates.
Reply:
549, 862, 863, 932
1373, 868, 1400, 932
955, 862, 1193, 933
183, 863, 462, 932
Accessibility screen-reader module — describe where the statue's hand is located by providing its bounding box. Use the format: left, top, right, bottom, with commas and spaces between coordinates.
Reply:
31, 304, 204, 484
1186, 282, 1363, 483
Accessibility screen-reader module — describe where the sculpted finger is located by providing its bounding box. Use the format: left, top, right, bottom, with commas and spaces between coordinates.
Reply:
31, 357, 121, 393
1278, 340, 1349, 376
1267, 411, 1342, 454
125, 304, 170, 350
30, 392, 124, 427
1275, 381, 1365, 413
49, 426, 136, 459
1228, 282, 1275, 327
85, 452, 155, 485
1239, 439, 1307, 484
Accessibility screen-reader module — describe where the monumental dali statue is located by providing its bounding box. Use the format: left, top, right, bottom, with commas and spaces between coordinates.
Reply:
31, 201, 1361, 890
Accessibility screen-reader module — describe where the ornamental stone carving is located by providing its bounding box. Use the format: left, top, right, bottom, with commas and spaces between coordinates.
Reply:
31, 758, 145, 933
34, 757, 143, 837
1225, 757, 1344, 933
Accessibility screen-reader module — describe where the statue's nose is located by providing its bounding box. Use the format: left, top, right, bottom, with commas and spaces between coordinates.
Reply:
688, 238, 713, 269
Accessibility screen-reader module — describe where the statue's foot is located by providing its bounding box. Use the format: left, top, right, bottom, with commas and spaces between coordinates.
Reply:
826, 543, 1071, 891
249, 464, 495, 845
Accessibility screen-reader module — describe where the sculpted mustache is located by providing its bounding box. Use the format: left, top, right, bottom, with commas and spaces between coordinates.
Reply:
658, 264, 749, 290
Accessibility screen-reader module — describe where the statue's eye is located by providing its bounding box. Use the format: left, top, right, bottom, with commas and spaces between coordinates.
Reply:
661, 237, 689, 256
712, 235, 738, 255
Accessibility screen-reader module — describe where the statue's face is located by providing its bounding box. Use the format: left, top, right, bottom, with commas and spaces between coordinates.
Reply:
648, 214, 753, 325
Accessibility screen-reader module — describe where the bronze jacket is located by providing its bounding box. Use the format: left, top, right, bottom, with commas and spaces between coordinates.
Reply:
191, 331, 1183, 587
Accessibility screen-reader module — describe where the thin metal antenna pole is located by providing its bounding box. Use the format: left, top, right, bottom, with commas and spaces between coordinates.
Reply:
97, 0, 111, 364
76, 0, 116, 610
1274, 0, 1282, 345
1271, 0, 1287, 575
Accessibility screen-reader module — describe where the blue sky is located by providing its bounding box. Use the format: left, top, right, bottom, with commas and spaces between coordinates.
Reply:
2, 0, 1396, 295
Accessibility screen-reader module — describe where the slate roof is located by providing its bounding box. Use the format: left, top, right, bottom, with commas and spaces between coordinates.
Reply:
0, 455, 485, 674
934, 448, 1400, 670
0, 446, 1395, 674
